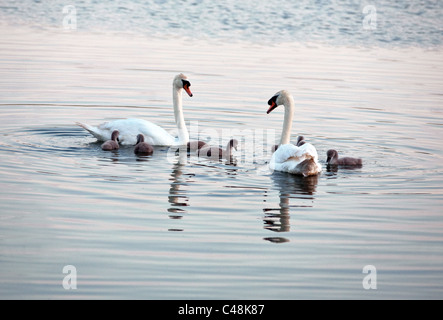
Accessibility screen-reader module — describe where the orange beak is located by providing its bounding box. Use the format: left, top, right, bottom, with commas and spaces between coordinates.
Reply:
183, 84, 193, 97
267, 100, 277, 114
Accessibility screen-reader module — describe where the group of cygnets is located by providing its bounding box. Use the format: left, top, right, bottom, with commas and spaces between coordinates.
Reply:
101, 129, 239, 161
101, 130, 238, 160
80, 73, 361, 176
101, 131, 154, 155
101, 129, 361, 168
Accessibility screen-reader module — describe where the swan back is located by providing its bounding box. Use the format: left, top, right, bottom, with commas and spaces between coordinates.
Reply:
270, 142, 321, 176
97, 119, 175, 146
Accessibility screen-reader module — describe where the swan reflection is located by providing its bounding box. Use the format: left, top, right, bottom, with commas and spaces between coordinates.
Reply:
263, 172, 318, 243
168, 161, 192, 221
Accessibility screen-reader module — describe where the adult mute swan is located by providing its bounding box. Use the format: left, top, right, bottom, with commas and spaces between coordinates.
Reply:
76, 73, 193, 146
267, 90, 321, 177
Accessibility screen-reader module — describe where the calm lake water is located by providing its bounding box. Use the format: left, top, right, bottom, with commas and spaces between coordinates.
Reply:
0, 0, 443, 299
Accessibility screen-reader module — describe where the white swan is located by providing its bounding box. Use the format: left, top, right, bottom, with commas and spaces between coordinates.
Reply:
267, 90, 321, 177
76, 73, 192, 146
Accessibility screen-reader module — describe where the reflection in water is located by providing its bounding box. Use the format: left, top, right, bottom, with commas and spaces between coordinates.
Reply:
326, 163, 362, 173
135, 153, 153, 162
263, 172, 318, 243
101, 148, 120, 163
168, 162, 190, 218
326, 164, 338, 173
167, 151, 194, 231
225, 156, 238, 167
167, 150, 239, 231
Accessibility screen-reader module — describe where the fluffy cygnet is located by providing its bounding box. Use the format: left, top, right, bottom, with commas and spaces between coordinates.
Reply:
134, 134, 154, 155
101, 130, 119, 151
198, 139, 238, 160
326, 149, 362, 166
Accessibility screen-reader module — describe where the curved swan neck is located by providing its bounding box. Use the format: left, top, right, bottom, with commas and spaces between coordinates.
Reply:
280, 94, 295, 145
173, 86, 189, 145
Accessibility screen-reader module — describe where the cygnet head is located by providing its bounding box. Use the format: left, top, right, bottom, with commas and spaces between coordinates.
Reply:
136, 134, 145, 144
228, 139, 239, 151
267, 90, 294, 114
173, 73, 193, 97
111, 130, 119, 141
326, 149, 339, 163
296, 136, 305, 146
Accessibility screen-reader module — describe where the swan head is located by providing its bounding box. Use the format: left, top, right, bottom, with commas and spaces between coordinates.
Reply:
173, 73, 193, 97
267, 90, 293, 114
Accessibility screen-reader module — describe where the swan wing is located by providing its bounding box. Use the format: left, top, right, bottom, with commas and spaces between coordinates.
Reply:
272, 143, 318, 163
270, 143, 321, 175
78, 118, 175, 146
98, 118, 175, 145
76, 122, 109, 142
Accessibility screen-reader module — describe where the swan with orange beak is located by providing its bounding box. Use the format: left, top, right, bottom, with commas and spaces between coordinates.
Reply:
266, 90, 321, 177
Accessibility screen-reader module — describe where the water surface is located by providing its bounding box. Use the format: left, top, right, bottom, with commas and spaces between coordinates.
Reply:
0, 1, 443, 300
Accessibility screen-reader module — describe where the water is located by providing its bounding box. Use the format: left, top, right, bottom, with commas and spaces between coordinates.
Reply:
1, 0, 442, 46
0, 1, 443, 299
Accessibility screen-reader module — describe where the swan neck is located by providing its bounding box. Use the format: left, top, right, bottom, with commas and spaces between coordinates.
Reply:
173, 86, 189, 145
280, 98, 294, 145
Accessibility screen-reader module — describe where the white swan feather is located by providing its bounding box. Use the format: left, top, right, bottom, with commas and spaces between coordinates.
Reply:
77, 73, 192, 146
267, 90, 321, 177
